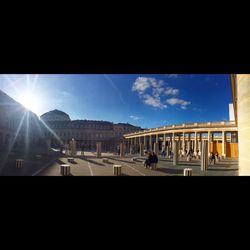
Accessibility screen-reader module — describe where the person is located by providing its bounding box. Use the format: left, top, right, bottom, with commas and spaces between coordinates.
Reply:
209, 152, 216, 164
151, 152, 158, 170
161, 150, 166, 158
144, 152, 152, 169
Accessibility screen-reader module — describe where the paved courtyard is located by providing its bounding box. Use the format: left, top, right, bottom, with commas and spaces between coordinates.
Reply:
0, 151, 238, 176
35, 152, 238, 176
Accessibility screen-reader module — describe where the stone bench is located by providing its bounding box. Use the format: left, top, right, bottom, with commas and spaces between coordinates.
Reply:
113, 165, 122, 176
184, 168, 192, 176
16, 159, 24, 168
60, 164, 71, 176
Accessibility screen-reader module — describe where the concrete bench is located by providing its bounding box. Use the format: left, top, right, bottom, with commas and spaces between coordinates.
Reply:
16, 159, 24, 168
60, 164, 71, 176
113, 165, 122, 176
184, 168, 192, 176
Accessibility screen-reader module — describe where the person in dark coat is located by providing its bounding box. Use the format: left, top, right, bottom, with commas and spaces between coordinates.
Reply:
144, 152, 152, 169
150, 152, 158, 170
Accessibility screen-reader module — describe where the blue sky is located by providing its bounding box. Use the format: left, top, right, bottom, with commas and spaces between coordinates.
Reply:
0, 74, 232, 129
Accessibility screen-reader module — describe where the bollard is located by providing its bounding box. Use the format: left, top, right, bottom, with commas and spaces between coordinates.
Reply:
16, 159, 24, 168
113, 165, 122, 176
184, 168, 192, 176
103, 158, 109, 163
60, 164, 71, 176
68, 157, 74, 163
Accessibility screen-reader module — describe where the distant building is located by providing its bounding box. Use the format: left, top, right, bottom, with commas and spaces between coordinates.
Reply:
40, 109, 71, 122
40, 110, 142, 152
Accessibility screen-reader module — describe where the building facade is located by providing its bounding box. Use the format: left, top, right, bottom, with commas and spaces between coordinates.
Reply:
40, 110, 142, 152
0, 90, 47, 155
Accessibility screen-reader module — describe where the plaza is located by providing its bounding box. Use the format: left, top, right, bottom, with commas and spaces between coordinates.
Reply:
0, 151, 238, 176
1, 74, 250, 176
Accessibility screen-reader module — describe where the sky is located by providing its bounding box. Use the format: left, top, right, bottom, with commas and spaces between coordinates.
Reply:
0, 74, 233, 129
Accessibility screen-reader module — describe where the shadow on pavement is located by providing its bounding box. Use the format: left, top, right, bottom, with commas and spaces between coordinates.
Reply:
107, 157, 136, 165
156, 167, 183, 175
80, 158, 106, 167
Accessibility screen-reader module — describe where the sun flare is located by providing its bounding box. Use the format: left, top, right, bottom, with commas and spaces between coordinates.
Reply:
19, 91, 41, 114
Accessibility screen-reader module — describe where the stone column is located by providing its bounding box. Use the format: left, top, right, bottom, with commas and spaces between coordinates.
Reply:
154, 142, 159, 155
194, 131, 197, 155
162, 133, 166, 151
166, 145, 169, 157
201, 140, 208, 171
149, 135, 152, 151
120, 142, 125, 158
236, 74, 250, 175
96, 142, 102, 158
207, 131, 211, 157
144, 135, 146, 150
140, 143, 144, 156
173, 141, 179, 166
187, 140, 190, 153
222, 131, 226, 158
182, 132, 185, 152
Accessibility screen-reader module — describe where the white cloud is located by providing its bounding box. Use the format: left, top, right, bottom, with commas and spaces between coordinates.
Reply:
143, 94, 167, 109
132, 77, 152, 94
132, 77, 190, 110
166, 98, 191, 109
164, 87, 179, 96
129, 115, 142, 120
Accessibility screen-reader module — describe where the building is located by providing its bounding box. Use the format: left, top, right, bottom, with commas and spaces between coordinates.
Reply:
40, 110, 142, 152
231, 74, 250, 175
0, 90, 47, 156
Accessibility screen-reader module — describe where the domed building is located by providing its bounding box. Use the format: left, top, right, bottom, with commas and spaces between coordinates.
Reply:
40, 109, 71, 122
40, 109, 142, 152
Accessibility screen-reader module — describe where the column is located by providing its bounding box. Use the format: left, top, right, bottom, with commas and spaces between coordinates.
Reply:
187, 133, 190, 152
236, 74, 250, 175
173, 141, 179, 165
120, 142, 125, 158
194, 131, 197, 155
144, 135, 146, 151
162, 133, 166, 151
201, 140, 208, 171
154, 134, 159, 154
222, 131, 226, 158
140, 143, 144, 156
182, 132, 185, 152
96, 142, 102, 158
207, 131, 211, 157
149, 135, 152, 151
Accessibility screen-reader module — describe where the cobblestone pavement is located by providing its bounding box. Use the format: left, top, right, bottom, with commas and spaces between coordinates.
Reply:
36, 152, 238, 176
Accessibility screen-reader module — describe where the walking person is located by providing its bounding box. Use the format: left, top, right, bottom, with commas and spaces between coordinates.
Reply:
144, 152, 152, 169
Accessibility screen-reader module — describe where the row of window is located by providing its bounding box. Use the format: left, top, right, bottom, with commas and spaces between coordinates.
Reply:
46, 131, 116, 139
51, 124, 113, 129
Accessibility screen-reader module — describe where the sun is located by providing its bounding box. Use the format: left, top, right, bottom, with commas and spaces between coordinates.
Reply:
19, 91, 41, 114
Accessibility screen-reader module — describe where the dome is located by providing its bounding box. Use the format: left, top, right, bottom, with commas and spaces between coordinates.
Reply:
40, 109, 71, 121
